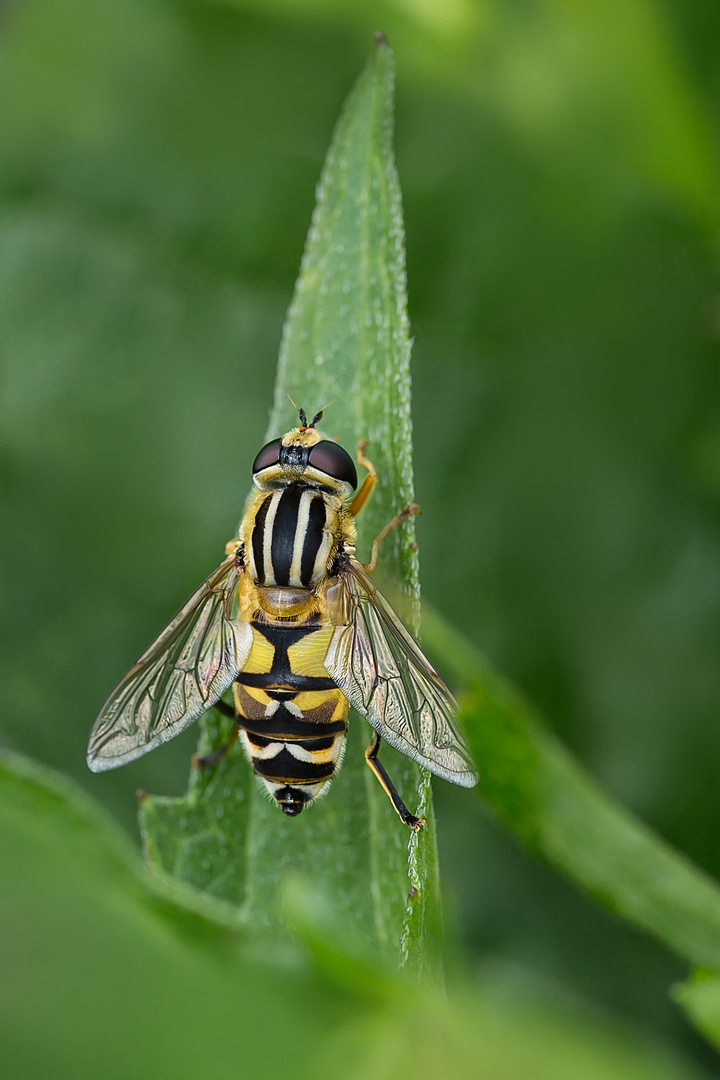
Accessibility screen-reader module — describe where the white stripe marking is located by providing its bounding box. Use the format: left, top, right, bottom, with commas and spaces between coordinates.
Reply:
289, 491, 313, 586
262, 493, 281, 586
311, 524, 333, 585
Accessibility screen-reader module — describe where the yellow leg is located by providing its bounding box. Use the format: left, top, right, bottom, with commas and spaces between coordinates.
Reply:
349, 441, 377, 517
365, 731, 425, 832
364, 503, 420, 574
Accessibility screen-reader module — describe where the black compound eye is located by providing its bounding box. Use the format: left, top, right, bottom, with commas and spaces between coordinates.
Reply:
252, 438, 282, 473
308, 440, 358, 489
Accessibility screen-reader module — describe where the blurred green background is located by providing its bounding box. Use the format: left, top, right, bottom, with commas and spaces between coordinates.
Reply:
1, 0, 720, 1069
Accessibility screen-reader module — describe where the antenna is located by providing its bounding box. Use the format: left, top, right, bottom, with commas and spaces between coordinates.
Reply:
287, 394, 337, 430
286, 394, 307, 429
310, 398, 337, 428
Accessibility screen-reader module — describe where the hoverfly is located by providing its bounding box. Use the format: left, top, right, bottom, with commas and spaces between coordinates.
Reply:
87, 408, 477, 829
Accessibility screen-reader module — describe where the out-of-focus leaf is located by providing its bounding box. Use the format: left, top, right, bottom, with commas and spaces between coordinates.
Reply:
0, 751, 702, 1080
0, 751, 346, 1080
140, 38, 440, 977
673, 970, 720, 1052
285, 876, 704, 1080
421, 607, 720, 1034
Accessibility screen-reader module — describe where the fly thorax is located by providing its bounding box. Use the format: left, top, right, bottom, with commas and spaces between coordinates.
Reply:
247, 486, 340, 589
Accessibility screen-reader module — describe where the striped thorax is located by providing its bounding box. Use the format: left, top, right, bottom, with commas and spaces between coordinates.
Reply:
245, 486, 343, 590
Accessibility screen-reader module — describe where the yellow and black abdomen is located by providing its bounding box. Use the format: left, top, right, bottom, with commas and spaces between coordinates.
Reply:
233, 615, 348, 816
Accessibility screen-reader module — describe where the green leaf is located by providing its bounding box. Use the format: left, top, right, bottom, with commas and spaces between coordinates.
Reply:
1, 749, 703, 1080
0, 750, 336, 1079
140, 38, 441, 976
673, 969, 720, 1052
420, 606, 720, 1028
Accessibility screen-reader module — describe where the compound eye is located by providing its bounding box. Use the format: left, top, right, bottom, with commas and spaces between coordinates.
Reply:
252, 438, 282, 473
308, 440, 358, 489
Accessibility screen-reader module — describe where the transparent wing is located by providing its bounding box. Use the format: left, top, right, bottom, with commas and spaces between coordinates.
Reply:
87, 555, 252, 772
324, 560, 478, 787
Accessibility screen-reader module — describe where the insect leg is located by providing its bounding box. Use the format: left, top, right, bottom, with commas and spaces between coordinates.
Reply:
364, 731, 426, 832
214, 699, 236, 719
364, 503, 421, 574
193, 701, 239, 769
349, 441, 377, 517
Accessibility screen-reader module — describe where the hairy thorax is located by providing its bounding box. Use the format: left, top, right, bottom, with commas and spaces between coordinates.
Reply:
241, 485, 355, 594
